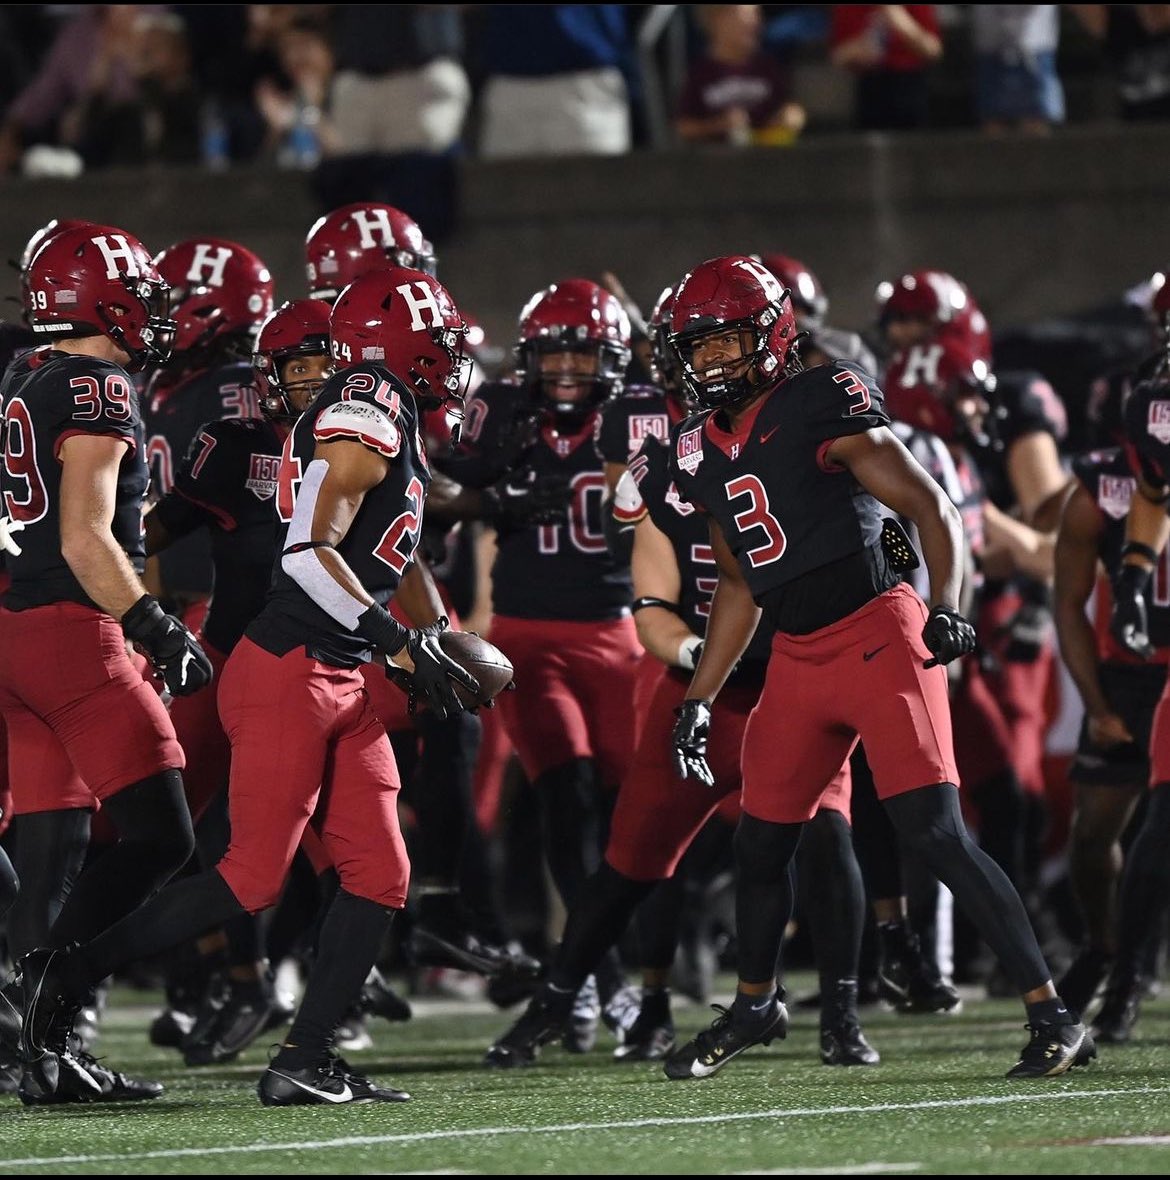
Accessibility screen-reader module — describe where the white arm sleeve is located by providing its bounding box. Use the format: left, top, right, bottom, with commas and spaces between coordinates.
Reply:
280, 458, 368, 630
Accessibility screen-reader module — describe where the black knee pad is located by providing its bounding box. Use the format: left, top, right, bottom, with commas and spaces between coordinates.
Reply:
103, 769, 196, 870
884, 783, 967, 862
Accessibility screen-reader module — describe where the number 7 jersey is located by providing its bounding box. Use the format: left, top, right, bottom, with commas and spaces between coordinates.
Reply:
247, 362, 431, 668
667, 361, 891, 627
1, 348, 147, 610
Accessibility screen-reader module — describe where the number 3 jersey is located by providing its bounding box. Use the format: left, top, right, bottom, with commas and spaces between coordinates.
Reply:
247, 362, 430, 668
0, 348, 147, 611
667, 361, 897, 636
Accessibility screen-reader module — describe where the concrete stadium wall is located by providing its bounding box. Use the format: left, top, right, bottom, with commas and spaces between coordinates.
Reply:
2, 123, 1168, 353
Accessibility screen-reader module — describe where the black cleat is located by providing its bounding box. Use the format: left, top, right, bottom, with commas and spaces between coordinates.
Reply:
1091, 979, 1142, 1045
183, 979, 276, 1066
1005, 1020, 1096, 1078
258, 1055, 409, 1106
484, 984, 574, 1068
878, 922, 962, 1015
410, 921, 542, 980
360, 967, 412, 1024
149, 1005, 197, 1048
663, 998, 789, 1080
17, 947, 85, 1097
820, 1017, 881, 1066
613, 989, 675, 1062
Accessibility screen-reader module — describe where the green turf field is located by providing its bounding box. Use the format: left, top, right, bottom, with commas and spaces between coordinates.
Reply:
2, 976, 1168, 1175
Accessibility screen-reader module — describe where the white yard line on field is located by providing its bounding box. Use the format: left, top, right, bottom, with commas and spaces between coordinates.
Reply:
3, 1086, 1167, 1169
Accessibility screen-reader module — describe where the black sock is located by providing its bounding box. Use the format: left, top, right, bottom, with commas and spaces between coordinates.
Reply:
274, 891, 393, 1072
731, 987, 778, 1025
1026, 997, 1074, 1026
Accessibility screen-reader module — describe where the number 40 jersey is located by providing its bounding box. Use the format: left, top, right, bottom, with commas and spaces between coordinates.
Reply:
1, 349, 147, 611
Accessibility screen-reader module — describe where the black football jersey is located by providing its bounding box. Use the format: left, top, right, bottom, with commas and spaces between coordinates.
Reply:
152, 417, 285, 654
448, 380, 632, 621
0, 349, 147, 611
1122, 374, 1170, 492
979, 369, 1068, 510
142, 360, 262, 598
596, 384, 673, 466
623, 434, 771, 668
1072, 445, 1170, 656
668, 361, 896, 634
247, 363, 431, 667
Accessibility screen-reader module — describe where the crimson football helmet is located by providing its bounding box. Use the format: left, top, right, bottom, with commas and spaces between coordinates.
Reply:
24, 224, 175, 370
153, 237, 274, 357
18, 217, 96, 322
254, 298, 332, 421
669, 255, 799, 409
516, 279, 632, 419
878, 269, 992, 364
885, 337, 999, 447
305, 202, 436, 302
753, 253, 828, 328
330, 266, 471, 412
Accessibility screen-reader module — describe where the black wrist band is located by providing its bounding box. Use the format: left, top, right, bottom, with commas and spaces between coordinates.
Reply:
355, 603, 409, 656
1116, 562, 1153, 591
1121, 541, 1160, 564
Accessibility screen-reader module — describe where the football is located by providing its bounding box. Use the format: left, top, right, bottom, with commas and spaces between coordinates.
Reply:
438, 629, 514, 707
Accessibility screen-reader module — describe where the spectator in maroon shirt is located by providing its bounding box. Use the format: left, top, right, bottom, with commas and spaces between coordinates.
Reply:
830, 4, 942, 131
675, 5, 806, 146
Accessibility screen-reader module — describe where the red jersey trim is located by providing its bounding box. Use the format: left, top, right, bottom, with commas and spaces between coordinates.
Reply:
816, 438, 846, 473
703, 395, 768, 460
54, 428, 135, 463
613, 502, 647, 524
175, 487, 238, 532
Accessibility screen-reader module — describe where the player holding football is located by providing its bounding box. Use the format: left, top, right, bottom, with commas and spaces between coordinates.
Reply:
660, 254, 1092, 1081
16, 265, 483, 1107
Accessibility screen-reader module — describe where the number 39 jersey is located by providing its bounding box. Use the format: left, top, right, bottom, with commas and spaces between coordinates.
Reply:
0, 348, 147, 611
668, 361, 894, 635
247, 363, 431, 668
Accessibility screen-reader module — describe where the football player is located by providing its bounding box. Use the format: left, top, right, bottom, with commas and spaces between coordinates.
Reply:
1090, 354, 1170, 1042
441, 278, 649, 1047
16, 266, 482, 1107
1, 224, 210, 1103
1052, 378, 1169, 1021
305, 201, 538, 1014
659, 254, 1091, 1081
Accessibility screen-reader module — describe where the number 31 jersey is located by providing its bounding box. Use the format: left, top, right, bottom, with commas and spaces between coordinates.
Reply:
668, 361, 893, 634
247, 362, 431, 668
0, 348, 147, 611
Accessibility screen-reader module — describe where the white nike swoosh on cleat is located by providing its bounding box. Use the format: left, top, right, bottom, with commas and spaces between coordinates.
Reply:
269, 1069, 352, 1103
1048, 1029, 1086, 1075
690, 1057, 722, 1078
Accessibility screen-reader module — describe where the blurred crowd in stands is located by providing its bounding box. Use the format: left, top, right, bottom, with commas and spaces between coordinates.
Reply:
1, 5, 1169, 178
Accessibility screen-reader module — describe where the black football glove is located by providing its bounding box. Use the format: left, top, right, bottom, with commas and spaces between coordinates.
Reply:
122, 594, 214, 697
484, 471, 571, 531
1110, 563, 1155, 661
921, 604, 977, 669
393, 616, 482, 721
672, 699, 715, 787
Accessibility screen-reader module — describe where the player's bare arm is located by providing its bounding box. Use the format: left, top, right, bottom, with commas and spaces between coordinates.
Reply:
631, 511, 697, 667
58, 433, 153, 619
1052, 481, 1132, 744
686, 517, 761, 704
394, 559, 446, 628
826, 427, 964, 612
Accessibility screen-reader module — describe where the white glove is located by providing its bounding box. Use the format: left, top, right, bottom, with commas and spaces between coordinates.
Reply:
0, 515, 25, 557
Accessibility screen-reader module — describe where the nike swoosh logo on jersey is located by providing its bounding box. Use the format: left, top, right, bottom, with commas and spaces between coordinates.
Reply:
863, 644, 888, 661
269, 1068, 353, 1103
759, 425, 780, 444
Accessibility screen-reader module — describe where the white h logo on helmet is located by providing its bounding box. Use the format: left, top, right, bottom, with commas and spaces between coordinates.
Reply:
901, 343, 945, 387
186, 244, 233, 288
396, 281, 443, 331
733, 258, 784, 302
93, 234, 141, 280
351, 209, 393, 250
